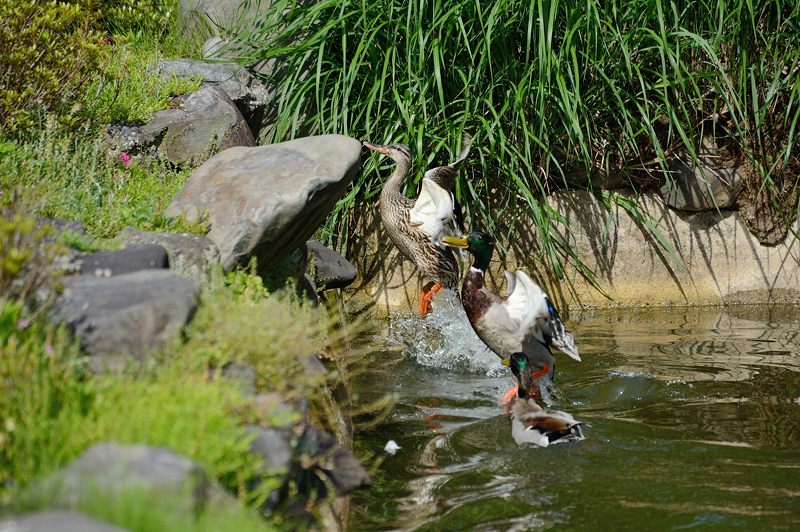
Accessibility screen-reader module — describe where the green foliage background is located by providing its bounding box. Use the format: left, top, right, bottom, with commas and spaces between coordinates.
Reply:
234, 0, 800, 274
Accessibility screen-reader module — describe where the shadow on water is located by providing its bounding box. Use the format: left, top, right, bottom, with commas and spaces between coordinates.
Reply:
348, 305, 800, 530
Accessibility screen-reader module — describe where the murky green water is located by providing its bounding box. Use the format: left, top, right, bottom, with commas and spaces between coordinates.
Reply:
349, 298, 800, 530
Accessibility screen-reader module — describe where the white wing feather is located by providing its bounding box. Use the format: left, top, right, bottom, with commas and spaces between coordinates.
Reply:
409, 178, 454, 242
502, 269, 550, 343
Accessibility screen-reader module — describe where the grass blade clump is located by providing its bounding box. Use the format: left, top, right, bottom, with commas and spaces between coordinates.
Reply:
231, 0, 800, 279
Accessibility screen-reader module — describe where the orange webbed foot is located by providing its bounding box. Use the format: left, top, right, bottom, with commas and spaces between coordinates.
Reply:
419, 282, 443, 317
501, 386, 519, 405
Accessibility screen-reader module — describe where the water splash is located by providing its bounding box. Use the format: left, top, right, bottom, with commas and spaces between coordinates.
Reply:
387, 289, 505, 376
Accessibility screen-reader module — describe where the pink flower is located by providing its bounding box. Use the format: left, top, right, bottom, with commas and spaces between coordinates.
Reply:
45, 343, 54, 355
16, 318, 29, 329
120, 152, 131, 165
101, 37, 111, 46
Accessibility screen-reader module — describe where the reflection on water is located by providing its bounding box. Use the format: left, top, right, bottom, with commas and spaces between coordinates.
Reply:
349, 307, 800, 530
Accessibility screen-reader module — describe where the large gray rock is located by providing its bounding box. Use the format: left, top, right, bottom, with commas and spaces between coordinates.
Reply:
660, 137, 743, 211
118, 228, 220, 284
52, 270, 199, 372
39, 443, 212, 515
0, 510, 128, 532
104, 86, 255, 166
146, 86, 255, 166
155, 60, 272, 138
165, 135, 362, 271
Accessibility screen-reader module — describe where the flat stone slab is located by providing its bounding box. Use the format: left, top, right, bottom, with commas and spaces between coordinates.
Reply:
52, 270, 199, 372
79, 245, 169, 277
165, 135, 362, 271
0, 510, 128, 532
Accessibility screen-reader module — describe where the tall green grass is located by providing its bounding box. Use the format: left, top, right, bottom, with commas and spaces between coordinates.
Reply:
234, 0, 800, 277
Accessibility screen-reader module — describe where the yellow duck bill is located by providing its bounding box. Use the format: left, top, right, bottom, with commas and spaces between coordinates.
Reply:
441, 235, 469, 248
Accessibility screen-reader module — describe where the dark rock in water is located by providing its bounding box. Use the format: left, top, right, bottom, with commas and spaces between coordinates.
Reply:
38, 443, 215, 516
0, 510, 128, 532
165, 135, 362, 272
659, 137, 743, 212
118, 228, 220, 284
155, 59, 272, 138
79, 245, 169, 277
295, 425, 371, 495
52, 270, 199, 372
305, 240, 357, 290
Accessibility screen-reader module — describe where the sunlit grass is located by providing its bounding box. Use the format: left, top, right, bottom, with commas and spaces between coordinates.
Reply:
0, 129, 199, 239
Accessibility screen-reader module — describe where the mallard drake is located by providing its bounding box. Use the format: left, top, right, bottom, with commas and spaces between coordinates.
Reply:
363, 135, 472, 316
441, 231, 580, 399
506, 352, 584, 446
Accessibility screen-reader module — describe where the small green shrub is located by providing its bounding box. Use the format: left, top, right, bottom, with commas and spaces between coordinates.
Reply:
0, 1, 106, 131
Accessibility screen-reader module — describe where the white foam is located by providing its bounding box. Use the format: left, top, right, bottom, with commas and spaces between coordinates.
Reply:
387, 290, 505, 376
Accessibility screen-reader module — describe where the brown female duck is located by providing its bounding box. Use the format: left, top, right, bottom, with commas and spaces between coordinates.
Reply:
363, 135, 471, 316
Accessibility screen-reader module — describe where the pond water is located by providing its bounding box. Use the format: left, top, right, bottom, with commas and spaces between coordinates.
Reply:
349, 293, 800, 530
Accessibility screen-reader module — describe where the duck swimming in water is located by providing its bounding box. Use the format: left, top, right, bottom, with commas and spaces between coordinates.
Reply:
363, 135, 472, 316
506, 352, 584, 446
441, 230, 580, 399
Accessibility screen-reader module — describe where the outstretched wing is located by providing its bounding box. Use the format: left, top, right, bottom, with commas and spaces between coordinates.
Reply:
423, 133, 472, 233
409, 178, 455, 242
502, 270, 581, 361
501, 269, 546, 342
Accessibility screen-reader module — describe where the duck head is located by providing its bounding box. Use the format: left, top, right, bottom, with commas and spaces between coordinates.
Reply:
442, 230, 495, 271
363, 141, 413, 167
508, 352, 533, 399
